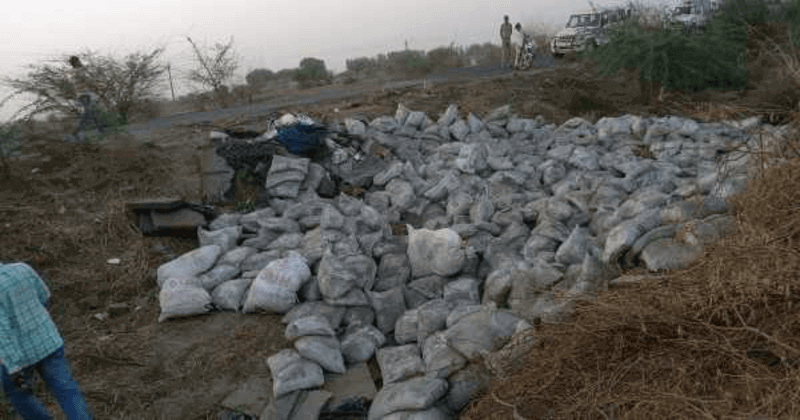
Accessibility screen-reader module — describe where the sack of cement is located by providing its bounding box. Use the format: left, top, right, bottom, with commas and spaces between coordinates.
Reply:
211, 278, 252, 312
241, 282, 298, 314
407, 226, 466, 278
157, 245, 222, 288
267, 349, 325, 398
367, 377, 449, 420
294, 336, 346, 374
254, 252, 312, 292
241, 252, 311, 313
158, 276, 213, 322
198, 225, 242, 254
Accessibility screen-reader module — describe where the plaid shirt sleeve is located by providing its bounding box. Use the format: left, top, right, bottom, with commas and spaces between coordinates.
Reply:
0, 263, 64, 374
35, 269, 51, 306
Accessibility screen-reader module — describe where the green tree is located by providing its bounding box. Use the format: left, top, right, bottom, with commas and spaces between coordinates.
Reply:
293, 57, 331, 88
275, 68, 298, 80
386, 50, 430, 76
245, 68, 274, 88
427, 46, 454, 70
585, 1, 750, 101
346, 57, 376, 74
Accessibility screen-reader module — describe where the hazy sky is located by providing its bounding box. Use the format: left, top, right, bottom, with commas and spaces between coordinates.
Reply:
0, 0, 674, 121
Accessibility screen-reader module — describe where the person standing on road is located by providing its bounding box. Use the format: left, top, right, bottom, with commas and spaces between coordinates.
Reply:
511, 23, 525, 69
500, 15, 513, 69
0, 262, 94, 420
67, 56, 106, 143
511, 22, 530, 69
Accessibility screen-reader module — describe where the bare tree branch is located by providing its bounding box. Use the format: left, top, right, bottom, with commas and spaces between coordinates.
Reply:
1, 48, 167, 123
186, 36, 239, 105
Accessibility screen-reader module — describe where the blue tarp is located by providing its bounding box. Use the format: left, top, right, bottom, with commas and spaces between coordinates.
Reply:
275, 122, 329, 157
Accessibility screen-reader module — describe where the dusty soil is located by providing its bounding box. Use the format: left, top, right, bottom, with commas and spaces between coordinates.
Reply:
0, 55, 793, 419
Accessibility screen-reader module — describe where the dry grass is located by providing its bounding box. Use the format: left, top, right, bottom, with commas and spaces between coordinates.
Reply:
745, 22, 800, 113
0, 132, 206, 418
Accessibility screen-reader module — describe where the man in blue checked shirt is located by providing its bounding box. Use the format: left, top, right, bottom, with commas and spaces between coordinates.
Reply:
0, 262, 93, 420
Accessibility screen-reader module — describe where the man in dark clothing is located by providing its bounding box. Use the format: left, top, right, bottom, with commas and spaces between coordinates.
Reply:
500, 16, 513, 69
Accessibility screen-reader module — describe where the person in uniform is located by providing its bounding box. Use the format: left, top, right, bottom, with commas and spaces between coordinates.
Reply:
500, 15, 513, 69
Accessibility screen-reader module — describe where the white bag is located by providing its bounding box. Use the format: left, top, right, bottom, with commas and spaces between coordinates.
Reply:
241, 281, 298, 314
198, 225, 242, 254
211, 278, 252, 312
156, 245, 222, 288
242, 253, 310, 314
267, 349, 325, 398
407, 226, 466, 278
158, 276, 213, 322
253, 253, 311, 293
199, 265, 240, 291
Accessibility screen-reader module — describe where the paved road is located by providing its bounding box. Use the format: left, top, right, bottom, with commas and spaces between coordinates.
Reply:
123, 62, 556, 137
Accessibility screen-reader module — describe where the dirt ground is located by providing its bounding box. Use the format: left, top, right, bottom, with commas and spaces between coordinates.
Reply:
0, 55, 795, 419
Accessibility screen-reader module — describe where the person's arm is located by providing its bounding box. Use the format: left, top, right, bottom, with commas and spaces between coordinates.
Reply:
40, 274, 52, 310
28, 264, 52, 309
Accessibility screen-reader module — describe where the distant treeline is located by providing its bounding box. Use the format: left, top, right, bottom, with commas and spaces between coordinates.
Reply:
241, 42, 503, 89
343, 42, 502, 76
176, 42, 504, 108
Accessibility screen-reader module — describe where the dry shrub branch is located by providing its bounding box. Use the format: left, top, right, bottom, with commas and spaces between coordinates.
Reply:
463, 118, 800, 419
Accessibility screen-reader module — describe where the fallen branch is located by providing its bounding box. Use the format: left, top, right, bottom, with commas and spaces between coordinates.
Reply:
734, 306, 800, 359
490, 391, 531, 420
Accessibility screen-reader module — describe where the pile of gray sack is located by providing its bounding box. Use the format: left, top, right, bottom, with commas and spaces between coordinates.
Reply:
155, 102, 794, 420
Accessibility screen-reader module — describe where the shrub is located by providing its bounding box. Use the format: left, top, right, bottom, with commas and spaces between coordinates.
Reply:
232, 84, 254, 104
427, 46, 456, 70
587, 4, 749, 95
293, 57, 331, 89
245, 69, 274, 88
384, 50, 430, 76
128, 98, 164, 122
0, 122, 21, 179
346, 57, 376, 73
3, 48, 167, 124
464, 42, 502, 66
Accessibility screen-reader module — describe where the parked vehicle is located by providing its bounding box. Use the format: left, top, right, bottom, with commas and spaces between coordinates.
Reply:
666, 0, 790, 33
550, 6, 633, 57
665, 0, 721, 33
515, 33, 537, 70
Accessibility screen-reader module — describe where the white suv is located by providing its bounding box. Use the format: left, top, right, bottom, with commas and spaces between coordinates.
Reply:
551, 7, 632, 57
666, 1, 721, 33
